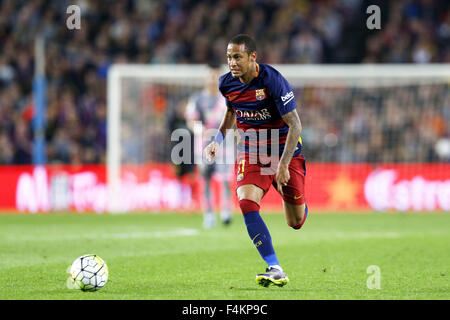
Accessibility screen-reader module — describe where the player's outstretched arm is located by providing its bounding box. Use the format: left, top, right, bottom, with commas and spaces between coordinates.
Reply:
204, 107, 236, 162
276, 109, 302, 194
280, 109, 302, 166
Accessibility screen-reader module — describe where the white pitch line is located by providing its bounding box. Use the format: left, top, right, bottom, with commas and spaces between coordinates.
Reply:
300, 231, 403, 241
4, 228, 200, 241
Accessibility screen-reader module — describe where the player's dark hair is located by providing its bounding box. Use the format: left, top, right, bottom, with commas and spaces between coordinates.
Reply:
229, 34, 257, 55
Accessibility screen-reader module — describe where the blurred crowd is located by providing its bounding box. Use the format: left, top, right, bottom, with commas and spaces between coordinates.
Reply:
300, 83, 450, 163
0, 0, 449, 165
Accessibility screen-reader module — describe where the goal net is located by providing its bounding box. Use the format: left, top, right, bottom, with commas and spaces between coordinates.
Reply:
107, 64, 450, 213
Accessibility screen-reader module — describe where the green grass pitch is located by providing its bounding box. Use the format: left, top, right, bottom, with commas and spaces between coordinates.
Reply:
0, 212, 449, 300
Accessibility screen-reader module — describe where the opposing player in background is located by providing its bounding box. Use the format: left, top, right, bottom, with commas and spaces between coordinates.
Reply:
186, 61, 233, 228
168, 98, 201, 210
205, 34, 308, 287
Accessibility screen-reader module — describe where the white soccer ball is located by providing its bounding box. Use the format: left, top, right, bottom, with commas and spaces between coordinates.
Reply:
69, 254, 109, 291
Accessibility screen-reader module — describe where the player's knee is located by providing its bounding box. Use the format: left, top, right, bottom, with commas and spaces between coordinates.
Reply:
289, 222, 305, 230
239, 199, 260, 215
288, 210, 307, 230
288, 219, 303, 230
290, 223, 302, 230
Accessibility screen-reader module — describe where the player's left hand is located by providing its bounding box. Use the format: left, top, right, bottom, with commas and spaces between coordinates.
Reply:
276, 163, 290, 196
204, 141, 219, 162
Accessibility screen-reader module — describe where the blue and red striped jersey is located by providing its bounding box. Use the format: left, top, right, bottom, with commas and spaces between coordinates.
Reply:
219, 63, 303, 159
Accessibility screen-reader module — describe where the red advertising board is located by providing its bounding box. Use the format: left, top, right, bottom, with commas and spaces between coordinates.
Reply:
0, 163, 449, 213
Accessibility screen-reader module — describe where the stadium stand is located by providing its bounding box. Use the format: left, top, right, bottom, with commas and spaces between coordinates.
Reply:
0, 0, 449, 164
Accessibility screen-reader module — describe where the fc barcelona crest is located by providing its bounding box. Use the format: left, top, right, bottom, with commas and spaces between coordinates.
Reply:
255, 89, 265, 100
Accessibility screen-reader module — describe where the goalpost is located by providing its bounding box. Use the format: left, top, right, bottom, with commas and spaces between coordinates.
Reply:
107, 64, 216, 213
107, 64, 450, 213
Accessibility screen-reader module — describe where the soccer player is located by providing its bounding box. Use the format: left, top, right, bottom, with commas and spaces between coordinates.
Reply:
186, 61, 233, 228
204, 34, 308, 287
